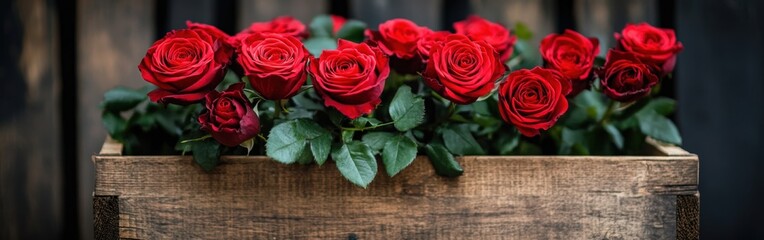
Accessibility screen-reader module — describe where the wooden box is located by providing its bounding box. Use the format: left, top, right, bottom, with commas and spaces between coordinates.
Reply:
93, 138, 698, 239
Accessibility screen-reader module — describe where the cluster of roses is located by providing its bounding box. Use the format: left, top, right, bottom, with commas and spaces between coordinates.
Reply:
138, 14, 682, 148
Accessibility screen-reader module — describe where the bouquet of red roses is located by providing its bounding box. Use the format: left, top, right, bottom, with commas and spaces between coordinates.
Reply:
101, 15, 682, 187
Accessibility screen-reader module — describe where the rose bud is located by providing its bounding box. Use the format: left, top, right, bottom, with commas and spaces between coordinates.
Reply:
308, 40, 390, 119
232, 16, 308, 47
139, 29, 232, 105
236, 33, 310, 100
330, 15, 347, 35
365, 18, 431, 74
615, 23, 683, 75
454, 15, 516, 62
498, 67, 571, 137
540, 29, 600, 97
598, 50, 660, 102
416, 31, 450, 62
198, 83, 261, 147
422, 34, 507, 105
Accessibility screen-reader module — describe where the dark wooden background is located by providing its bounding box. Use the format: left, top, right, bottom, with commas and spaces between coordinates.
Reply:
0, 0, 761, 239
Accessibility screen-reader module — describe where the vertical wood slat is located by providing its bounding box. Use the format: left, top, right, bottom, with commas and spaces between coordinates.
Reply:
574, 0, 659, 54
77, 1, 155, 239
0, 0, 62, 239
237, 0, 327, 31
351, 0, 443, 30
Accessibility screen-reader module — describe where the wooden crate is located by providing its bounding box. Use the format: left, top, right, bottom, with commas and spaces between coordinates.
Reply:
93, 138, 698, 239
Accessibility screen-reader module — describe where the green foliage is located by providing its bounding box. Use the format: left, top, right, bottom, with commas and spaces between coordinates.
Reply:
266, 119, 333, 164
389, 86, 425, 131
336, 20, 367, 43
332, 141, 377, 188
382, 135, 418, 177
424, 144, 463, 177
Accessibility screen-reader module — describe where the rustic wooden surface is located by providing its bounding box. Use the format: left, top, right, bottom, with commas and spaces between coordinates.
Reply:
94, 138, 698, 239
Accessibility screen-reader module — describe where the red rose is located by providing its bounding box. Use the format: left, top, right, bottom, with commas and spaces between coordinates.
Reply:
185, 21, 235, 49
308, 40, 390, 119
416, 31, 450, 62
330, 15, 346, 34
454, 15, 516, 62
139, 29, 231, 105
233, 16, 308, 46
615, 23, 683, 75
598, 50, 660, 102
198, 83, 261, 147
540, 29, 599, 96
365, 18, 431, 59
422, 34, 507, 105
236, 33, 309, 100
498, 67, 571, 137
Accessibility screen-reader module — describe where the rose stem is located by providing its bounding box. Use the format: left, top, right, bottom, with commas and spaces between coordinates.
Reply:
599, 100, 617, 125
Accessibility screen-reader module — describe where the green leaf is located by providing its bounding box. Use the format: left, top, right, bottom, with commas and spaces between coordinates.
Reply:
603, 124, 624, 149
102, 111, 127, 139
494, 130, 520, 155
191, 139, 221, 172
100, 86, 149, 112
559, 128, 590, 155
310, 134, 332, 165
353, 117, 381, 128
572, 90, 607, 121
266, 119, 332, 164
442, 125, 485, 155
304, 37, 337, 57
389, 85, 425, 131
644, 97, 676, 116
332, 141, 378, 188
309, 15, 333, 38
424, 144, 463, 177
513, 22, 533, 40
361, 132, 395, 151
341, 130, 354, 143
239, 138, 255, 155
636, 110, 682, 145
291, 91, 324, 110
382, 135, 418, 177
218, 69, 241, 91
336, 20, 367, 43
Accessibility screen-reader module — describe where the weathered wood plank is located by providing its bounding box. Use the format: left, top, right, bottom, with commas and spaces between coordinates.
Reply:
94, 139, 698, 239
93, 196, 119, 240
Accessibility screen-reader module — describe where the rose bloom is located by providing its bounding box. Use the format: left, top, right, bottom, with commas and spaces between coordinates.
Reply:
139, 29, 232, 105
365, 18, 431, 59
236, 33, 310, 100
232, 16, 308, 47
540, 29, 599, 96
198, 83, 261, 147
185, 20, 235, 48
416, 31, 450, 62
598, 50, 660, 102
308, 40, 390, 119
615, 23, 683, 75
422, 34, 506, 105
454, 15, 516, 62
330, 15, 346, 34
498, 67, 571, 137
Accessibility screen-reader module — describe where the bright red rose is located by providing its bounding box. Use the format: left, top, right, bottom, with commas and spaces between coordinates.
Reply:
416, 31, 450, 62
185, 21, 235, 49
330, 15, 346, 34
365, 18, 432, 59
139, 29, 231, 105
615, 23, 683, 75
198, 83, 261, 147
598, 50, 660, 102
233, 16, 308, 46
498, 67, 571, 137
422, 34, 507, 105
236, 33, 309, 100
454, 15, 516, 62
308, 40, 390, 119
540, 29, 599, 96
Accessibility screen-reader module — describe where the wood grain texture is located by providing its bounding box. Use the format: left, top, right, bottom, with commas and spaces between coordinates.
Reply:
93, 196, 119, 240
94, 139, 698, 239
676, 194, 699, 240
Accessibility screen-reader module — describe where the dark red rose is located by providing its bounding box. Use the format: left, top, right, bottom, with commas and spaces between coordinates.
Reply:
232, 16, 308, 46
185, 20, 235, 49
308, 40, 390, 119
615, 23, 683, 75
365, 18, 432, 59
139, 29, 231, 105
198, 83, 260, 147
416, 31, 450, 62
540, 29, 599, 96
498, 67, 571, 137
598, 50, 660, 102
236, 33, 309, 100
422, 34, 507, 105
330, 15, 346, 34
454, 15, 516, 62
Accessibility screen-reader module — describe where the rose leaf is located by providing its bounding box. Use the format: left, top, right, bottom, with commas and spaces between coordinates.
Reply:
389, 85, 425, 131
361, 132, 395, 152
382, 135, 418, 177
424, 143, 463, 177
332, 141, 377, 188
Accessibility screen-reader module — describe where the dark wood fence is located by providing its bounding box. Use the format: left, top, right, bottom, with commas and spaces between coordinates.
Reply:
1, 0, 762, 239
